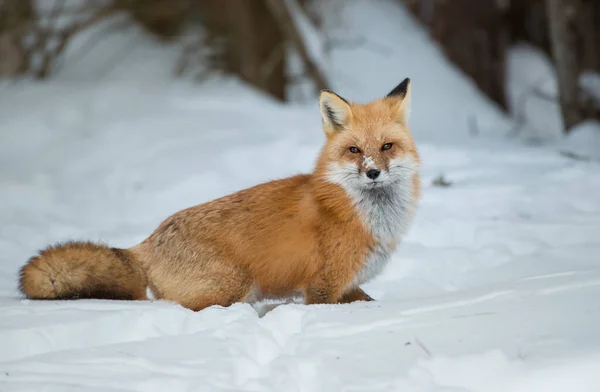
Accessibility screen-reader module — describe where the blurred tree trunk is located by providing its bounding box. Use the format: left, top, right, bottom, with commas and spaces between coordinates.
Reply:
116, 0, 191, 39
200, 0, 287, 101
404, 0, 600, 130
575, 0, 600, 121
506, 0, 550, 54
577, 0, 600, 72
404, 0, 510, 110
546, 0, 585, 131
0, 0, 33, 78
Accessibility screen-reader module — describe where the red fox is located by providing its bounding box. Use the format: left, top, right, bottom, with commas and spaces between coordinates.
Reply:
19, 79, 421, 311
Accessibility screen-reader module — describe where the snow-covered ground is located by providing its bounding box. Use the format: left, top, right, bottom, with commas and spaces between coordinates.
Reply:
1, 1, 600, 391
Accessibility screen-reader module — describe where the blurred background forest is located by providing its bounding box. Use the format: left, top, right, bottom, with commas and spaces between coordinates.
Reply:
1, 0, 599, 134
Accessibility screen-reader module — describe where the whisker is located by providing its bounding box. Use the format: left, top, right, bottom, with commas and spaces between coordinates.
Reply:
389, 165, 418, 173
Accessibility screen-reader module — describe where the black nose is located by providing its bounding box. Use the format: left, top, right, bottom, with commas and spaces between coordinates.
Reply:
366, 169, 380, 180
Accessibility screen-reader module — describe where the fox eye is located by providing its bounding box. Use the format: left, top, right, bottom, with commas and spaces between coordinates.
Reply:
349, 146, 360, 153
381, 143, 393, 151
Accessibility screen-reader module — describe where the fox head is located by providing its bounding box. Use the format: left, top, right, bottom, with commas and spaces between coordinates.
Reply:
316, 78, 420, 190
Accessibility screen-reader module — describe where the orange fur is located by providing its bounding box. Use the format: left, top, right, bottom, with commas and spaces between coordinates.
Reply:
19, 241, 147, 300
19, 79, 421, 311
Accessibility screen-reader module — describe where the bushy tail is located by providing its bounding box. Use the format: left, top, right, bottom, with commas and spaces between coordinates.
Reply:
19, 241, 148, 301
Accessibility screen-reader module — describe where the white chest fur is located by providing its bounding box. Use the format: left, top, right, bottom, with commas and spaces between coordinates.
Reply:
326, 159, 419, 288
351, 182, 415, 286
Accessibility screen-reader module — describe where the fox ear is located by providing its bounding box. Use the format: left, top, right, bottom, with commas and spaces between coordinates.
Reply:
319, 90, 352, 134
386, 78, 411, 122
387, 78, 410, 99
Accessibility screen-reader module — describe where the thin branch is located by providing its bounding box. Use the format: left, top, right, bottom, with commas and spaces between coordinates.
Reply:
259, 43, 285, 89
264, 0, 329, 92
45, 0, 66, 28
35, 3, 122, 78
414, 337, 432, 358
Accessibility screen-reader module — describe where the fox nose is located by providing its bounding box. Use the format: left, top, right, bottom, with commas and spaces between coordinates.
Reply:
366, 169, 380, 180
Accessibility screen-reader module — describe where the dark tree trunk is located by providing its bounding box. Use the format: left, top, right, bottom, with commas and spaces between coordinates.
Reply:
506, 0, 551, 55
0, 0, 34, 78
546, 0, 585, 131
200, 0, 287, 101
403, 0, 600, 129
577, 0, 600, 72
405, 0, 510, 110
576, 0, 600, 121
116, 0, 191, 39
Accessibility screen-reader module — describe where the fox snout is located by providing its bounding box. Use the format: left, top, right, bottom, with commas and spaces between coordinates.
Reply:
366, 169, 380, 180
361, 155, 384, 181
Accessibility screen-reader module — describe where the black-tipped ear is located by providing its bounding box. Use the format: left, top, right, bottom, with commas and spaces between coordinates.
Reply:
387, 78, 410, 99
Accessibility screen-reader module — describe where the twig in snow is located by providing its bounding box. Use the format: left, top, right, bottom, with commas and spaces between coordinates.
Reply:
432, 174, 453, 188
414, 336, 432, 358
559, 150, 591, 162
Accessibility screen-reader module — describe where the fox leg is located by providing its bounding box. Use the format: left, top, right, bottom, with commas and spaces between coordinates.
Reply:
304, 279, 344, 305
305, 247, 369, 305
305, 284, 374, 305
304, 271, 355, 305
158, 262, 252, 312
339, 287, 374, 303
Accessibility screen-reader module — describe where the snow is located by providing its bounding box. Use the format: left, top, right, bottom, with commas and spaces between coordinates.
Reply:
561, 120, 600, 161
580, 71, 600, 104
362, 155, 376, 169
1, 0, 600, 391
506, 43, 564, 142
